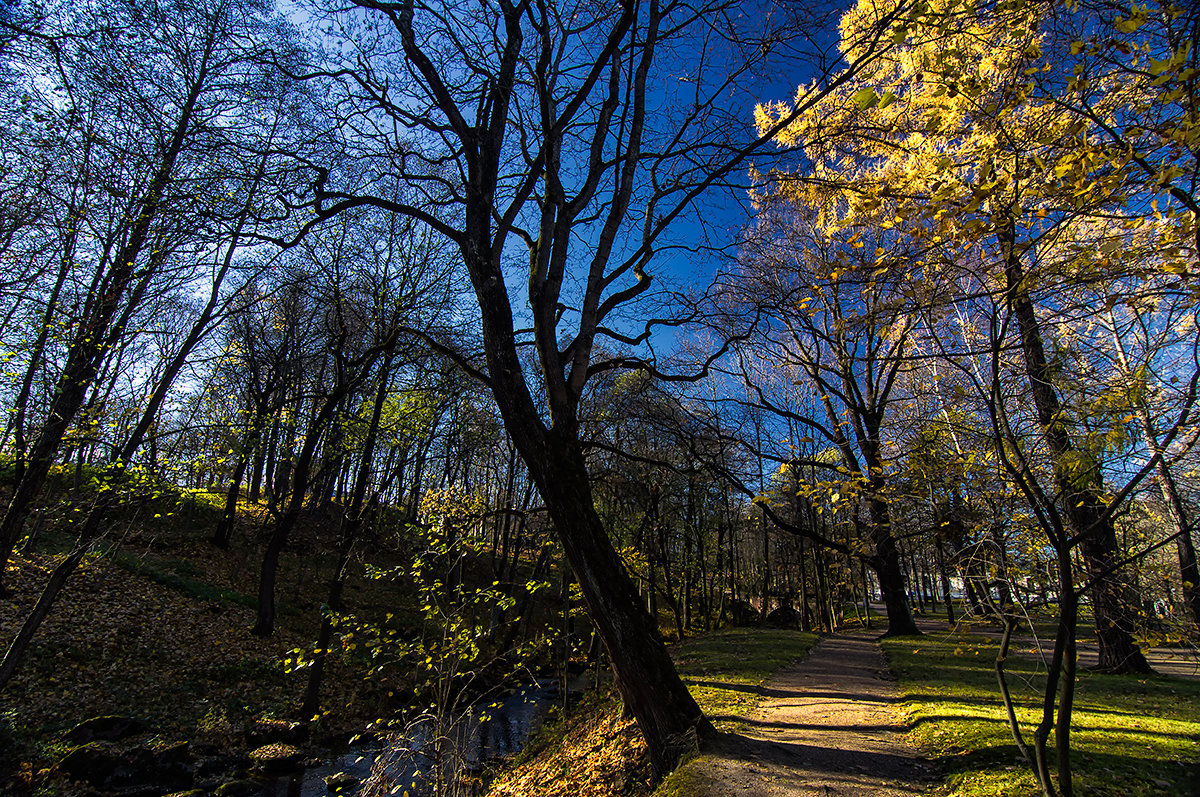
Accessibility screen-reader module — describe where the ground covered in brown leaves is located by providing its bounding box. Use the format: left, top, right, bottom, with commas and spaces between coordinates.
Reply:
0, 501, 401, 795
2, 552, 301, 736
486, 690, 651, 797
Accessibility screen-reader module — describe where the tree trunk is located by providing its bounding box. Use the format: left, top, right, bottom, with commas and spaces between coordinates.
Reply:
0, 64, 209, 593
1001, 219, 1149, 673
249, 443, 265, 504
936, 538, 956, 626
300, 544, 348, 722
3, 241, 72, 475
814, 545, 831, 632
526, 433, 712, 777
869, 496, 919, 635
1076, 507, 1151, 673
861, 559, 872, 629
760, 509, 770, 622
214, 449, 251, 549
1112, 326, 1200, 628
301, 358, 393, 719
797, 537, 813, 632
0, 543, 89, 691
253, 419, 328, 637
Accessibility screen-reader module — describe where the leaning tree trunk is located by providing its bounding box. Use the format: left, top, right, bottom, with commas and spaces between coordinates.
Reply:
0, 263, 238, 686
1154, 465, 1200, 629
1001, 219, 1150, 673
469, 252, 712, 775
214, 446, 252, 549
526, 430, 712, 777
0, 537, 92, 691
1112, 324, 1200, 629
0, 65, 208, 594
3, 239, 72, 477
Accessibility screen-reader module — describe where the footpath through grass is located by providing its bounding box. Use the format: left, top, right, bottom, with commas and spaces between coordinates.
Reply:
673, 628, 820, 731
883, 633, 1200, 797
652, 628, 819, 796
489, 628, 818, 796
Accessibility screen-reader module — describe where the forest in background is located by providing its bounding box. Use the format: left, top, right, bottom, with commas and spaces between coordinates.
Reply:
0, 0, 1198, 795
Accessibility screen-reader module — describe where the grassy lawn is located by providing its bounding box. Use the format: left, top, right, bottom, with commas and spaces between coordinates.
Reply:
672, 628, 819, 732
883, 633, 1200, 797
649, 629, 818, 797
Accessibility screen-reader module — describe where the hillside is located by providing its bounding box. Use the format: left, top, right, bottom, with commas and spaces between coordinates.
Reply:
0, 482, 553, 796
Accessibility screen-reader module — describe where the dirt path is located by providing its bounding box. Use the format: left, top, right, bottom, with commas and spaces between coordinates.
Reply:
694, 631, 938, 796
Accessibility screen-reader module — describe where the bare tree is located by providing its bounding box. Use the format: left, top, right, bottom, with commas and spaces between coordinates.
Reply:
723, 196, 929, 635
285, 0, 911, 775
0, 0, 301, 592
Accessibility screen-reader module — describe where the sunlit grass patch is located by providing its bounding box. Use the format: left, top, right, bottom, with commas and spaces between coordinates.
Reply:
674, 628, 818, 731
489, 627, 817, 796
883, 633, 1200, 796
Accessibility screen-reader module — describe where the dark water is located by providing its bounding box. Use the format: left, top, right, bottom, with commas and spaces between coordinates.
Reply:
259, 682, 562, 797
258, 745, 382, 797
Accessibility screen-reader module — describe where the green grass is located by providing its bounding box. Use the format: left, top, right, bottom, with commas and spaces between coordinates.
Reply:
672, 628, 818, 731
652, 629, 819, 797
653, 760, 716, 797
883, 633, 1200, 797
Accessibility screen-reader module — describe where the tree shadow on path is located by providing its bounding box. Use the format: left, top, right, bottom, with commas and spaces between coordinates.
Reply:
686, 631, 942, 796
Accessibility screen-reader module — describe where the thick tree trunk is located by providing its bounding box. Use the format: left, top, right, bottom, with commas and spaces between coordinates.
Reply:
472, 229, 711, 766
526, 432, 712, 777
1075, 502, 1152, 673
868, 496, 919, 636
1001, 221, 1149, 673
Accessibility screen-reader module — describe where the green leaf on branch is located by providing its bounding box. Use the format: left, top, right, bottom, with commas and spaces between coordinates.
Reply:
853, 87, 880, 110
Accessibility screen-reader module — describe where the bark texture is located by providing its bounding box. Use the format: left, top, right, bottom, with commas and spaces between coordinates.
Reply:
1001, 220, 1150, 674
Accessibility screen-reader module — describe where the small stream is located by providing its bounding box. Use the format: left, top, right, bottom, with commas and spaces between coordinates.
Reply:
259, 681, 566, 797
